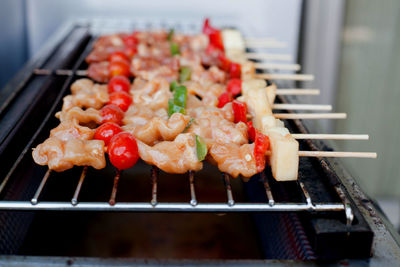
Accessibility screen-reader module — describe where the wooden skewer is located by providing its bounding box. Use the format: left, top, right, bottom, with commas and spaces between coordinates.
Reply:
255, 62, 301, 71
275, 89, 320, 95
272, 104, 332, 111
274, 113, 347, 119
245, 52, 292, 61
292, 134, 369, 140
255, 73, 314, 81
245, 40, 287, 49
298, 151, 377, 158
245, 37, 277, 43
265, 151, 377, 158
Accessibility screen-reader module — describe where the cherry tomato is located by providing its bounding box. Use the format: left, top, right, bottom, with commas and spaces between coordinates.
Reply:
124, 46, 137, 58
108, 91, 132, 112
226, 79, 242, 97
217, 91, 232, 108
108, 51, 130, 63
108, 60, 130, 78
229, 62, 241, 79
108, 76, 130, 94
100, 104, 124, 125
232, 100, 247, 123
108, 132, 139, 170
94, 122, 122, 146
123, 34, 138, 47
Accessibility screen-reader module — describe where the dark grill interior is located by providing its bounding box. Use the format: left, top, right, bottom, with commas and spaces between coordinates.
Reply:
0, 23, 374, 261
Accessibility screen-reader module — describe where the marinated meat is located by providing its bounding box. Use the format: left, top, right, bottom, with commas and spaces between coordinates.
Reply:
87, 62, 109, 83
123, 112, 191, 145
209, 143, 258, 178
130, 77, 172, 110
56, 107, 102, 124
62, 79, 108, 111
130, 56, 179, 82
33, 137, 106, 172
137, 133, 202, 173
191, 66, 226, 87
184, 81, 226, 107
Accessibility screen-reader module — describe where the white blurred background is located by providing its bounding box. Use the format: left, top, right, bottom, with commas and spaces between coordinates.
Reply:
1, 0, 399, 229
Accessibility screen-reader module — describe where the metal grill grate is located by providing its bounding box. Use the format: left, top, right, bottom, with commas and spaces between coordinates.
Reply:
0, 21, 353, 225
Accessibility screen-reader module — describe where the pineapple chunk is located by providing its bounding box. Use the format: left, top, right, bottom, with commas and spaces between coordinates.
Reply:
265, 83, 277, 105
221, 29, 246, 52
267, 129, 299, 181
241, 61, 255, 80
244, 88, 273, 129
242, 79, 266, 95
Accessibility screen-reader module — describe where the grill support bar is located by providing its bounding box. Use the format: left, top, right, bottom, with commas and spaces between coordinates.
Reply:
0, 201, 345, 212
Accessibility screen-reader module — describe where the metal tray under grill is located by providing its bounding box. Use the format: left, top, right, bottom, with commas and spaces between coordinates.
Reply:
0, 20, 399, 264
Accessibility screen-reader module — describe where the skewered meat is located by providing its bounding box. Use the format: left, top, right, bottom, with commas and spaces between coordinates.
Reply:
137, 133, 202, 173
130, 56, 179, 82
184, 81, 226, 107
56, 107, 102, 124
87, 62, 110, 83
191, 66, 227, 87
33, 137, 105, 172
130, 77, 172, 110
123, 112, 191, 145
49, 120, 95, 141
187, 105, 247, 147
62, 79, 108, 111
209, 143, 257, 178
123, 104, 168, 126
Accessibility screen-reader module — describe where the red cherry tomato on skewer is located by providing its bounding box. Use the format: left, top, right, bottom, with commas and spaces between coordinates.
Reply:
108, 132, 139, 170
123, 34, 138, 47
94, 122, 122, 146
108, 51, 130, 63
108, 60, 130, 78
100, 104, 124, 125
124, 46, 137, 58
226, 79, 242, 97
108, 76, 130, 94
108, 91, 132, 112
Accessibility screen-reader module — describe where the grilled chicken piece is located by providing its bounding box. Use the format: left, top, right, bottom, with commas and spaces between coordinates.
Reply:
191, 66, 227, 87
137, 133, 202, 173
56, 107, 102, 124
130, 56, 179, 82
87, 62, 110, 83
209, 143, 258, 178
123, 104, 168, 126
62, 79, 108, 111
184, 81, 226, 107
130, 77, 172, 110
32, 120, 105, 171
123, 112, 191, 145
33, 137, 105, 172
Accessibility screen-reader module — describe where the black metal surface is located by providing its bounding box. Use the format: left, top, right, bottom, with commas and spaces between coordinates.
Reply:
0, 22, 388, 263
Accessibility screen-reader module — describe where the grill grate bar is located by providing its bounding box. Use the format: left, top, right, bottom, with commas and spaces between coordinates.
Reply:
223, 173, 235, 206
261, 171, 275, 206
109, 170, 121, 206
299, 181, 313, 207
71, 166, 88, 205
189, 171, 198, 206
31, 169, 51, 205
151, 167, 158, 206
334, 185, 354, 225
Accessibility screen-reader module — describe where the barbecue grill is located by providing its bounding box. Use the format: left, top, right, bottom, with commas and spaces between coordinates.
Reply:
0, 19, 399, 266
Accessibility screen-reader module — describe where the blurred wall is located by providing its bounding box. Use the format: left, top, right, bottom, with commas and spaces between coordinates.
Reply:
335, 0, 400, 198
0, 0, 28, 89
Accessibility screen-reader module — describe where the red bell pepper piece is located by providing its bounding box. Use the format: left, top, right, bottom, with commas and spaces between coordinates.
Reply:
232, 100, 247, 123
254, 130, 270, 172
229, 62, 241, 79
226, 79, 242, 97
203, 18, 224, 51
217, 91, 232, 108
246, 121, 256, 142
218, 54, 231, 72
